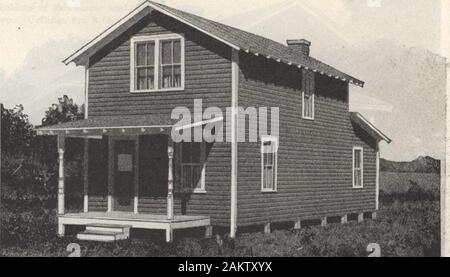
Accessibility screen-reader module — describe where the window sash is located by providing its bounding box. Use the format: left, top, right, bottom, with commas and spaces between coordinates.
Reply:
180, 142, 205, 192
131, 35, 183, 92
160, 39, 182, 89
261, 138, 278, 192
353, 148, 363, 188
303, 91, 314, 119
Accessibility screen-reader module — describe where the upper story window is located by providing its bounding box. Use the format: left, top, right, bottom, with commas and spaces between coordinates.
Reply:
130, 34, 185, 93
302, 89, 314, 119
353, 146, 364, 188
261, 136, 278, 192
302, 71, 315, 120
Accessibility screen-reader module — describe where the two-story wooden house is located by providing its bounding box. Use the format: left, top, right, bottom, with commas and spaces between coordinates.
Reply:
36, 1, 391, 242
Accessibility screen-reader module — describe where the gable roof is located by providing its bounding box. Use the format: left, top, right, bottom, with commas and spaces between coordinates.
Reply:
64, 0, 364, 87
350, 112, 392, 144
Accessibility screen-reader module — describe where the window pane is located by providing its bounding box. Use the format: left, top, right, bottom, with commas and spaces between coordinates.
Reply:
161, 41, 173, 64
173, 40, 181, 63
136, 43, 146, 66
147, 67, 155, 89
173, 65, 181, 87
354, 169, 361, 187
354, 150, 361, 168
193, 165, 202, 189
264, 166, 273, 190
308, 99, 312, 116
268, 168, 273, 189
147, 42, 155, 65
136, 68, 147, 90
192, 143, 201, 163
265, 153, 273, 166
161, 65, 173, 88
304, 93, 312, 117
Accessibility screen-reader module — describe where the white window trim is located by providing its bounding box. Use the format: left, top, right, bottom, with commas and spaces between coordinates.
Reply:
352, 146, 364, 189
302, 90, 315, 120
261, 136, 278, 193
130, 33, 185, 93
180, 142, 206, 194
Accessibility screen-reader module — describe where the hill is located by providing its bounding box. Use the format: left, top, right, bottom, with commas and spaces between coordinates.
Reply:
380, 156, 440, 174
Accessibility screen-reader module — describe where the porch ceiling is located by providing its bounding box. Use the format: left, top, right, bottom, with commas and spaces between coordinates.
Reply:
36, 115, 175, 137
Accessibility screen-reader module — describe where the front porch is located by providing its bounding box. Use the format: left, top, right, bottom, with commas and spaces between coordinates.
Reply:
59, 212, 211, 242
37, 115, 213, 243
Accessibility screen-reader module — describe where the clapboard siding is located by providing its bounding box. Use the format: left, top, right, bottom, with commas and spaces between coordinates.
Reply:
88, 197, 108, 212
237, 53, 377, 226
87, 10, 232, 226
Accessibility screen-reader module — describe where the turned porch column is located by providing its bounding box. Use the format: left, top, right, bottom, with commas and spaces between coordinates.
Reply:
57, 135, 65, 215
83, 138, 89, 213
167, 137, 174, 220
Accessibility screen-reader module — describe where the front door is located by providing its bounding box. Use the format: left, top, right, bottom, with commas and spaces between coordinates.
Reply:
114, 139, 135, 212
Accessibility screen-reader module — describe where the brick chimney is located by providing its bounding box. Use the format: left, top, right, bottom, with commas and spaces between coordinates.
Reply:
286, 39, 311, 56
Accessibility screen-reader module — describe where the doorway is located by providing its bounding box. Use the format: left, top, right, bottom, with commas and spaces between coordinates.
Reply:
113, 138, 136, 212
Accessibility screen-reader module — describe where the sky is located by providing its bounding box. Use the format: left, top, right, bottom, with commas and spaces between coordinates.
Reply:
0, 0, 448, 161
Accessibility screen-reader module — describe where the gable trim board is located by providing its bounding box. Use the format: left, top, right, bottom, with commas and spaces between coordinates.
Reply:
63, 1, 364, 87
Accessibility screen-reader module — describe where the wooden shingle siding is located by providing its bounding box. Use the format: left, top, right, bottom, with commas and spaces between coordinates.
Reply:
87, 10, 232, 226
237, 53, 377, 226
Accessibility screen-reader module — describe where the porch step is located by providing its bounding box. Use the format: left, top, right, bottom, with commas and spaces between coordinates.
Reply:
86, 224, 131, 235
77, 224, 131, 242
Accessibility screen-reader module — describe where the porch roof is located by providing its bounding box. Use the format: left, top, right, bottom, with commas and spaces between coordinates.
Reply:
36, 115, 175, 136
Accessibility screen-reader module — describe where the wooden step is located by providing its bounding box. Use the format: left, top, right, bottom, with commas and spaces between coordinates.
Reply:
77, 224, 132, 242
86, 224, 131, 235
77, 230, 129, 242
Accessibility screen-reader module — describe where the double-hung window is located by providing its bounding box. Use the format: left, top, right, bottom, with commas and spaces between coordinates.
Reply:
261, 136, 278, 192
353, 147, 364, 188
302, 71, 315, 120
180, 142, 206, 193
131, 34, 184, 92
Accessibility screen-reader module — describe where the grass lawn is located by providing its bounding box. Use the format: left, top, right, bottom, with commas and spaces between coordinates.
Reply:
0, 199, 439, 257
0, 171, 440, 257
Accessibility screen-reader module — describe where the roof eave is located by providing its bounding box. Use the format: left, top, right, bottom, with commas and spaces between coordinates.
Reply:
62, 1, 364, 87
351, 112, 391, 144
63, 1, 240, 67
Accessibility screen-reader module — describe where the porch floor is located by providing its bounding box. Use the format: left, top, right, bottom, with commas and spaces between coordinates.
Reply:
58, 212, 211, 242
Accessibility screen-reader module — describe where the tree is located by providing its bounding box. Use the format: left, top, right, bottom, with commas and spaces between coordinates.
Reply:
41, 95, 84, 127
1, 104, 34, 156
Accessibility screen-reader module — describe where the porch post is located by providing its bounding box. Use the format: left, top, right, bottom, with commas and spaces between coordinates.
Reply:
83, 138, 89, 213
107, 136, 113, 212
134, 137, 139, 214
57, 135, 65, 216
375, 144, 380, 211
167, 137, 174, 220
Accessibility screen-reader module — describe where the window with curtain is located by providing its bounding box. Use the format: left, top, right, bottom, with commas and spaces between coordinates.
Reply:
353, 147, 363, 188
135, 41, 155, 90
261, 137, 278, 192
160, 39, 182, 89
131, 35, 184, 92
180, 142, 206, 192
